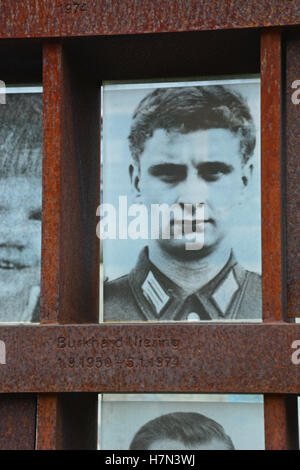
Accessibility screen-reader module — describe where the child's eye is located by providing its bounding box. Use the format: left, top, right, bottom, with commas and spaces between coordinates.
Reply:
29, 209, 42, 221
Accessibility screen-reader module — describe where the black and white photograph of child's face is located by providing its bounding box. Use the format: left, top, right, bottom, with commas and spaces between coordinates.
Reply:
0, 92, 42, 322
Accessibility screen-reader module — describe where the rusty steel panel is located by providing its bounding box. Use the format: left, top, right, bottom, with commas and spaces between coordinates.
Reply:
41, 43, 62, 323
259, 30, 297, 450
261, 29, 284, 322
0, 1, 300, 39
41, 43, 100, 323
260, 30, 299, 450
36, 394, 60, 449
0, 324, 298, 393
36, 393, 98, 449
264, 395, 299, 450
286, 33, 300, 317
37, 42, 100, 450
0, 395, 37, 450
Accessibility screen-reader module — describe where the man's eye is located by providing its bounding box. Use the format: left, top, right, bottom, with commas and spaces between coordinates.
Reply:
199, 163, 233, 182
149, 165, 187, 184
159, 173, 185, 183
201, 172, 222, 182
29, 209, 42, 221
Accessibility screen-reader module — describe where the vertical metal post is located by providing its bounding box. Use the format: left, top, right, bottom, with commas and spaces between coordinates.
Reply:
261, 28, 299, 450
36, 42, 100, 450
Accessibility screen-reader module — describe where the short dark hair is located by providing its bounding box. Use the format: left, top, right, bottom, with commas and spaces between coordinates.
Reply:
0, 93, 42, 178
129, 411, 235, 450
128, 85, 256, 167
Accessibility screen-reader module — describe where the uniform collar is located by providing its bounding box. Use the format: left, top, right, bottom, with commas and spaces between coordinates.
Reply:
128, 247, 246, 321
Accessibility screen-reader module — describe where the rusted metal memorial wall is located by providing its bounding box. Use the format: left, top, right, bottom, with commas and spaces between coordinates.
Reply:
0, 0, 300, 450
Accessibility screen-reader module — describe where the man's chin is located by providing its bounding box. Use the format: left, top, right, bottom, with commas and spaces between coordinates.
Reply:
157, 239, 213, 261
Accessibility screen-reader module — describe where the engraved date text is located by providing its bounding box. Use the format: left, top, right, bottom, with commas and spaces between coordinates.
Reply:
58, 1, 88, 14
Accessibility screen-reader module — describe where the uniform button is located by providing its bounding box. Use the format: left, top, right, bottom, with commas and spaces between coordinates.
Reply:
187, 312, 201, 321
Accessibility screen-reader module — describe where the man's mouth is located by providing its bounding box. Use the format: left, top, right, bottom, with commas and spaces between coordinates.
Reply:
0, 259, 29, 270
172, 219, 213, 227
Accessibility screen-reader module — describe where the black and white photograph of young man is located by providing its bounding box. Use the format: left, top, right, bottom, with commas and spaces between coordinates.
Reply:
98, 394, 265, 450
101, 79, 261, 322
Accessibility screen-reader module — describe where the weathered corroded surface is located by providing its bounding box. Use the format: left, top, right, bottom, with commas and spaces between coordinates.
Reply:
0, 323, 299, 393
286, 33, 300, 317
0, 0, 300, 39
0, 395, 36, 450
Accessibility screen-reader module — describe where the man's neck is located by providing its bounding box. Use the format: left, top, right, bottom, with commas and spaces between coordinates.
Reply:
148, 242, 232, 295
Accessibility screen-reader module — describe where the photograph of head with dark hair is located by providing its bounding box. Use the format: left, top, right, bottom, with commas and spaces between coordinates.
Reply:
103, 81, 261, 322
99, 393, 265, 450
129, 411, 235, 450
0, 92, 42, 322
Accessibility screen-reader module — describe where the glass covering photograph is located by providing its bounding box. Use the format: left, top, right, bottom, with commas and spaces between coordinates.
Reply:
100, 78, 261, 322
0, 87, 42, 322
98, 394, 265, 450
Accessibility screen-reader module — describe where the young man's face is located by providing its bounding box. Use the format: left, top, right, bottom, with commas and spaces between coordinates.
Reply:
0, 176, 41, 298
131, 128, 252, 258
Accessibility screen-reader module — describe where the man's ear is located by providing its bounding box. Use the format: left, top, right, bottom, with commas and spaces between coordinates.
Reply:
129, 163, 141, 201
238, 163, 253, 206
241, 163, 253, 188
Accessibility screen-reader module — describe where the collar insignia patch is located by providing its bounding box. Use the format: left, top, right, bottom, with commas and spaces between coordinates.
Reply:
142, 270, 170, 315
212, 269, 239, 314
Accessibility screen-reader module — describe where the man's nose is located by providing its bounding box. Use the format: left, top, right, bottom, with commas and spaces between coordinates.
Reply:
176, 174, 208, 207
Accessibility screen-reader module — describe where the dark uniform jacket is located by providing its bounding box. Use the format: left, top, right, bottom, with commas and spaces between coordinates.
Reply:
104, 247, 262, 321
